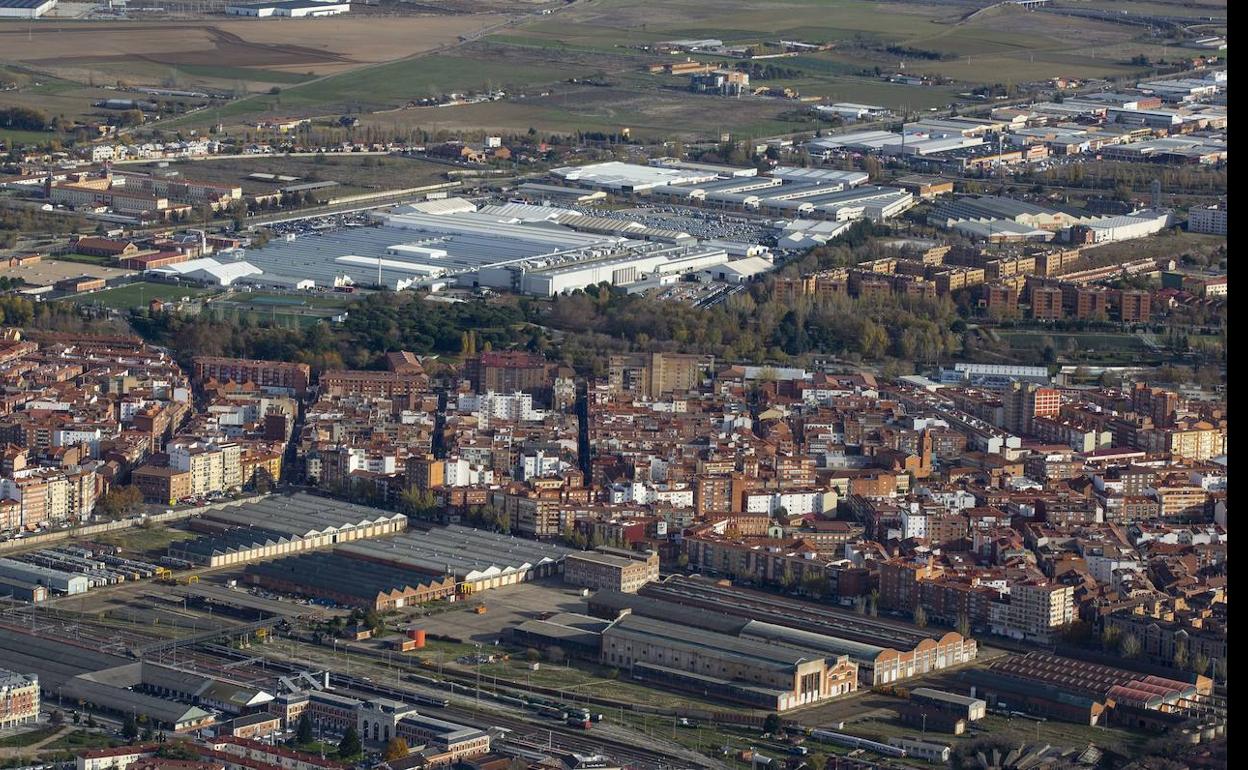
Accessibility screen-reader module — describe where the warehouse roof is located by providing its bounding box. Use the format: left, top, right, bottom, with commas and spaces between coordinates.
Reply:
336, 524, 573, 582
62, 669, 214, 727
245, 552, 450, 600
0, 628, 132, 689
202, 494, 406, 537
552, 161, 720, 191
911, 687, 987, 708
605, 614, 825, 671
738, 620, 883, 665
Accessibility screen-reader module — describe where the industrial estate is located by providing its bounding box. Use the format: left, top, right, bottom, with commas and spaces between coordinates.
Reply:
0, 2, 1228, 770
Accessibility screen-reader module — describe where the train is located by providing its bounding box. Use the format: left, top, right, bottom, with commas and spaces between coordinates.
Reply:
808, 730, 908, 758
413, 694, 449, 708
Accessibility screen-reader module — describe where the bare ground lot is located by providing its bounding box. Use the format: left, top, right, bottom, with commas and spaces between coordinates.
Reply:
0, 15, 505, 88
125, 155, 453, 195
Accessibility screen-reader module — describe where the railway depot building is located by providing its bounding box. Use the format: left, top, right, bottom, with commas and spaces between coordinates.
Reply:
244, 552, 456, 610
169, 494, 406, 567
595, 576, 977, 686
563, 546, 660, 593
601, 613, 858, 711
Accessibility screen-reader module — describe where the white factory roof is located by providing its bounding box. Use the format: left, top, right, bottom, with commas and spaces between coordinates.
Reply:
402, 197, 478, 215
552, 161, 720, 191
951, 220, 1054, 241
769, 167, 870, 187
807, 130, 901, 151
149, 258, 263, 286
712, 256, 774, 279
477, 202, 575, 222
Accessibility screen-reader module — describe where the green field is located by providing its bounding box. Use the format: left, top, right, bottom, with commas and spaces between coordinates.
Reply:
67, 282, 219, 310
51, 253, 114, 266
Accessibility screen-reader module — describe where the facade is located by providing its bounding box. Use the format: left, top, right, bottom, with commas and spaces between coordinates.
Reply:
168, 439, 242, 497
193, 357, 311, 397
1187, 205, 1227, 235
607, 353, 715, 399
133, 465, 191, 505
0, 669, 39, 729
989, 582, 1074, 643
563, 547, 660, 593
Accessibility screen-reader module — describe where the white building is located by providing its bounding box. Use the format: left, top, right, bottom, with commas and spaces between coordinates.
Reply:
0, 0, 57, 19
149, 257, 262, 286
1188, 205, 1227, 235
225, 0, 350, 17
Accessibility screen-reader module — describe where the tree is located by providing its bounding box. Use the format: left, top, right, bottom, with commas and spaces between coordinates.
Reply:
382, 738, 409, 761
296, 712, 314, 745
763, 713, 782, 734
1190, 653, 1209, 678
524, 648, 541, 663
1101, 625, 1122, 652
97, 485, 144, 519
955, 612, 971, 638
337, 725, 362, 759
1120, 632, 1141, 659
1172, 638, 1188, 670
50, 709, 64, 726
912, 604, 928, 629
122, 713, 140, 742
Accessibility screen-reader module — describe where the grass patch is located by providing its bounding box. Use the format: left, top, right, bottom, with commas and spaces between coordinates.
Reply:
0, 727, 58, 748
64, 282, 219, 310
52, 253, 114, 266
92, 524, 196, 557
44, 730, 116, 751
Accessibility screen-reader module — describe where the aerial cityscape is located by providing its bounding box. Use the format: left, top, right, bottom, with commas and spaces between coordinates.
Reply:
0, 2, 1227, 770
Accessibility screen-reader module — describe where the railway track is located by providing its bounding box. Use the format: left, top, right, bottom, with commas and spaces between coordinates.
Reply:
195, 643, 717, 770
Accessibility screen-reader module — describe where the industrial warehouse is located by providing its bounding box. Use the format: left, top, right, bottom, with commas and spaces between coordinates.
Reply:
588, 576, 977, 685
244, 552, 457, 610
553, 161, 915, 221
510, 606, 860, 712
334, 524, 574, 593
242, 199, 763, 296
965, 651, 1214, 727
168, 494, 407, 567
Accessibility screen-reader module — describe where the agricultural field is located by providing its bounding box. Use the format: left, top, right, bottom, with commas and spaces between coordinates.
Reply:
6, 0, 1203, 144
0, 16, 506, 90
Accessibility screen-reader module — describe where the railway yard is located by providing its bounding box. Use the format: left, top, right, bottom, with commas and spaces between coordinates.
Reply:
0, 516, 1191, 770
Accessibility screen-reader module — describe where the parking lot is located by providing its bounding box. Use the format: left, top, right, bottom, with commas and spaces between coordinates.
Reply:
403, 579, 590, 644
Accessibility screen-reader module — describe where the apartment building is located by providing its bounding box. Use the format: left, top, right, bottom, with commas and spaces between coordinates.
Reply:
193, 357, 311, 397
168, 439, 242, 496
0, 669, 39, 729
989, 582, 1074, 643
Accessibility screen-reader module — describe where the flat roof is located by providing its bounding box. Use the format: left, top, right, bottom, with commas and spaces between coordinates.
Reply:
0, 258, 134, 287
